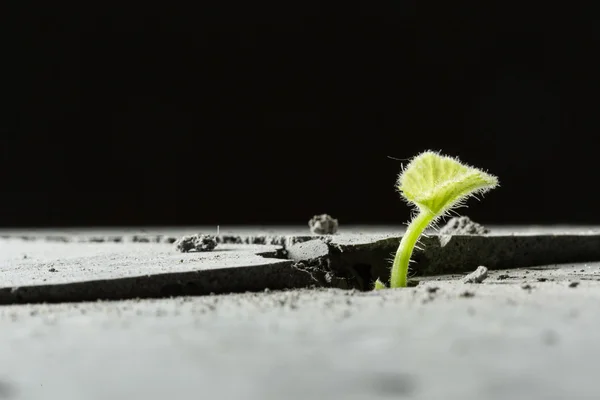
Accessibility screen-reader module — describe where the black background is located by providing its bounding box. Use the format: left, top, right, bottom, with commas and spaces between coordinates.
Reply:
1, 5, 597, 227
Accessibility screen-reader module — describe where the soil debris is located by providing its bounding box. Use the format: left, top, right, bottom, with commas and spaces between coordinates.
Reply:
132, 235, 151, 243
174, 234, 218, 253
568, 281, 580, 288
308, 214, 339, 235
497, 274, 510, 280
438, 216, 489, 236
521, 283, 533, 290
462, 266, 488, 283
460, 291, 475, 298
537, 277, 548, 282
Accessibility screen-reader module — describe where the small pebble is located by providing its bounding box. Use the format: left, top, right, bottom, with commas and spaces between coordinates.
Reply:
568, 281, 580, 288
463, 266, 488, 284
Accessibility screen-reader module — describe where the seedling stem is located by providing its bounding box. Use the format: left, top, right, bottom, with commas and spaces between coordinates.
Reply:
390, 209, 434, 288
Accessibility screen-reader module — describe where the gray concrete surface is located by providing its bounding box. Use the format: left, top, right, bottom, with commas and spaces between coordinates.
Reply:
1, 266, 599, 400
4, 226, 600, 303
2, 227, 600, 399
0, 239, 313, 304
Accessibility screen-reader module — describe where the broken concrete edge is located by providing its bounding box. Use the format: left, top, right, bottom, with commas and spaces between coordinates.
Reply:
284, 233, 600, 291
0, 259, 321, 305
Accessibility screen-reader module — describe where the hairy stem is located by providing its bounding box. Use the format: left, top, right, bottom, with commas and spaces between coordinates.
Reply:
390, 209, 435, 288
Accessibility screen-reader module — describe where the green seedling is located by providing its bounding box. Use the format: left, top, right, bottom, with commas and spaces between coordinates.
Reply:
375, 150, 499, 289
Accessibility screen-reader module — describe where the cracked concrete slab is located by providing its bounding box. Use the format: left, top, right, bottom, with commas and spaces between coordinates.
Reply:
4, 226, 600, 304
284, 227, 600, 290
0, 239, 313, 304
2, 265, 600, 400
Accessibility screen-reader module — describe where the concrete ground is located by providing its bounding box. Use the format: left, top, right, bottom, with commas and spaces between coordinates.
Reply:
1, 227, 600, 399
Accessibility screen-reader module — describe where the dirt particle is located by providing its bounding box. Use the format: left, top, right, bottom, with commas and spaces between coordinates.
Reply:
460, 291, 475, 298
497, 274, 510, 280
426, 286, 440, 294
175, 234, 218, 253
308, 214, 339, 235
537, 277, 548, 282
521, 283, 533, 290
463, 266, 488, 283
132, 235, 150, 243
568, 281, 580, 288
45, 236, 69, 243
48, 267, 57, 272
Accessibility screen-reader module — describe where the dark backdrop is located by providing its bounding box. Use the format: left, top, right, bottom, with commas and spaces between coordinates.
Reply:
1, 5, 597, 227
